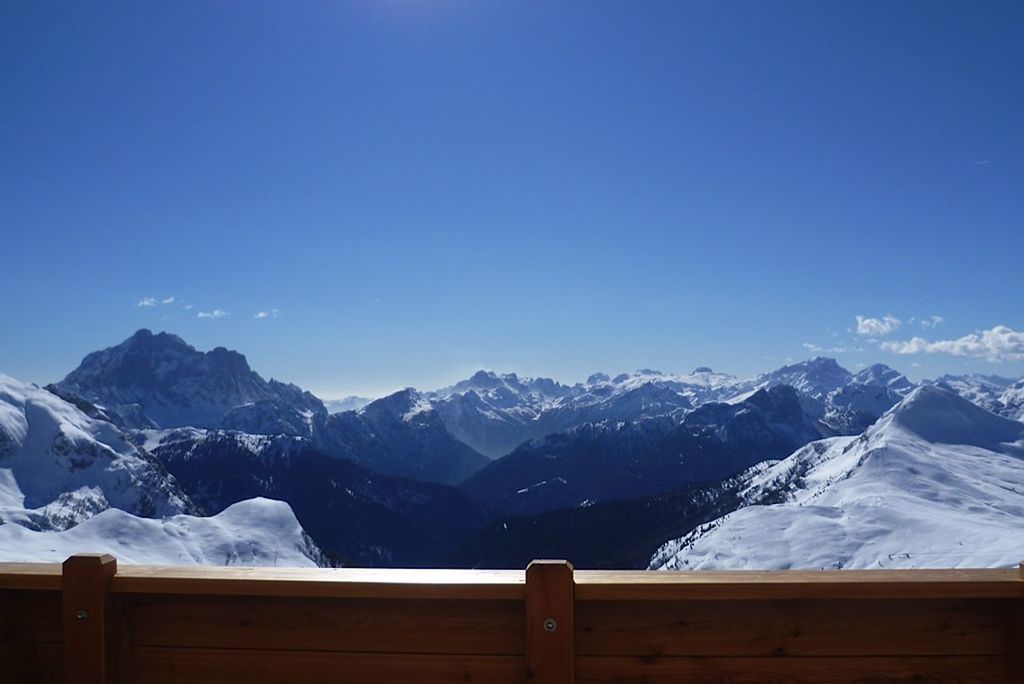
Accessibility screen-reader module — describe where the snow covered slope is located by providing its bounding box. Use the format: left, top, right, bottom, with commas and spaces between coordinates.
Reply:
650, 386, 1024, 570
0, 373, 195, 530
0, 497, 325, 566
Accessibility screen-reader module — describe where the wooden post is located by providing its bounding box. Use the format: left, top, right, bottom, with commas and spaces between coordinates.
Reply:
1009, 562, 1024, 683
525, 560, 574, 683
63, 554, 117, 684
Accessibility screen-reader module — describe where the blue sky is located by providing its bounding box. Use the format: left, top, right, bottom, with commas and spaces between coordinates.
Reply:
2, 1, 1022, 397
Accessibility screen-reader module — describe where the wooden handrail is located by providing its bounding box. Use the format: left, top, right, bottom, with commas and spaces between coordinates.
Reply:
0, 556, 1021, 684
3, 562, 1021, 597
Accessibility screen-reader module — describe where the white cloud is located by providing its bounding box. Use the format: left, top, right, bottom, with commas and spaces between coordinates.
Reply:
197, 309, 230, 319
802, 343, 862, 354
920, 315, 944, 329
139, 296, 177, 308
254, 309, 280, 319
855, 314, 902, 337
880, 325, 1024, 362
184, 304, 194, 311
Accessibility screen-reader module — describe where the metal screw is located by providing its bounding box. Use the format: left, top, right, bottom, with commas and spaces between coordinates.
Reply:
543, 618, 557, 632
75, 609, 88, 621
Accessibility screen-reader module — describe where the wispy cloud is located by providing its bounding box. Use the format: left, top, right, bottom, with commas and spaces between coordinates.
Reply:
855, 314, 901, 337
802, 343, 861, 354
969, 160, 991, 166
254, 309, 280, 319
919, 314, 944, 329
197, 309, 230, 319
139, 296, 176, 308
184, 304, 194, 311
880, 325, 1024, 362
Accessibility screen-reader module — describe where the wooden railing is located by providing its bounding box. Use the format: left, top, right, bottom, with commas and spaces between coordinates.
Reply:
1, 555, 1022, 683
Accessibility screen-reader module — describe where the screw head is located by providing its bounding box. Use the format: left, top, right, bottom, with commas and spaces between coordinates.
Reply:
543, 618, 557, 632
75, 609, 88, 621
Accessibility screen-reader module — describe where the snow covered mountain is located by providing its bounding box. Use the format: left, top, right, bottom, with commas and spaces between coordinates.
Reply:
57, 329, 324, 429
0, 372, 325, 567
927, 373, 1024, 421
57, 331, 488, 485
431, 367, 739, 458
312, 389, 490, 485
431, 361, 920, 459
223, 393, 489, 486
1002, 380, 1024, 420
733, 359, 915, 434
146, 428, 496, 566
0, 498, 327, 566
0, 372, 195, 530
650, 386, 1024, 570
462, 385, 826, 516
324, 396, 373, 413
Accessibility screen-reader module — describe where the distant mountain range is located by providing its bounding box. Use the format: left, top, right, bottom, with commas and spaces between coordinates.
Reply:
56, 330, 487, 486
461, 385, 826, 516
1, 328, 1021, 568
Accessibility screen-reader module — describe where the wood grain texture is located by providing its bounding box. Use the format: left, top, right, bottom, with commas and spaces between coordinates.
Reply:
130, 647, 526, 684
111, 565, 525, 600
0, 590, 39, 683
62, 554, 116, 684
35, 641, 64, 684
577, 598, 1007, 657
576, 655, 1006, 683
0, 563, 62, 591
1007, 598, 1023, 684
525, 560, 574, 684
127, 595, 524, 654
12, 590, 63, 644
574, 568, 1024, 600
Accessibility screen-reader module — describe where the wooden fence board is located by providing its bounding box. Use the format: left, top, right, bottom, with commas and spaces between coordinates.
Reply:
576, 655, 1005, 683
128, 595, 524, 654
131, 647, 526, 684
575, 569, 1024, 600
577, 598, 1007, 657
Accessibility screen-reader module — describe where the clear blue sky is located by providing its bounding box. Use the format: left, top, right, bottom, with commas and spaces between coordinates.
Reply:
2, 1, 1022, 397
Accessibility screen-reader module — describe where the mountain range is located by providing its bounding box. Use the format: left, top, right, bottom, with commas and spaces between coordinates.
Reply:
1, 328, 1022, 569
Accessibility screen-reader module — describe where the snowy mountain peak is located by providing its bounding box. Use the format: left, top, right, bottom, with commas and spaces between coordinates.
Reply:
467, 370, 504, 389
360, 387, 428, 421
883, 385, 1023, 451
57, 331, 325, 429
756, 357, 853, 397
853, 364, 914, 393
